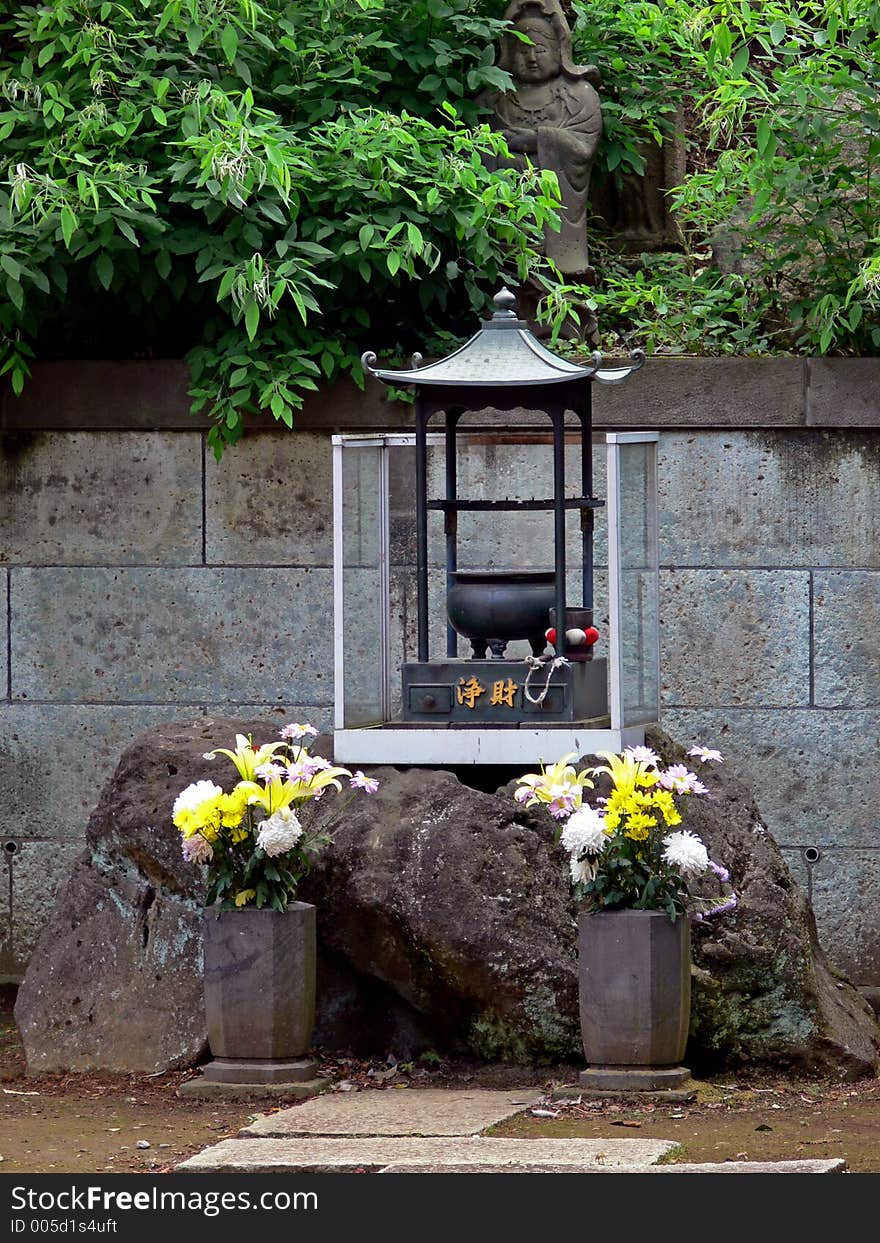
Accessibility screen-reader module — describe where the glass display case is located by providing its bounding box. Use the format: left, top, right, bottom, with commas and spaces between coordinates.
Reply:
332, 428, 660, 765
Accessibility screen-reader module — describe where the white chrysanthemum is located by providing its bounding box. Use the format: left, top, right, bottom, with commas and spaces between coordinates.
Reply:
172, 780, 222, 819
256, 807, 304, 857
561, 806, 608, 857
182, 833, 213, 864
570, 855, 597, 885
662, 830, 709, 877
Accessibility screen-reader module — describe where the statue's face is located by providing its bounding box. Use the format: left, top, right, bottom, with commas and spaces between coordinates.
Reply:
512, 21, 561, 83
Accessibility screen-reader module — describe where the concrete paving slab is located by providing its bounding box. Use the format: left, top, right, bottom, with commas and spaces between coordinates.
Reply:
242, 1088, 542, 1138
176, 1135, 678, 1173
177, 1077, 330, 1102
382, 1159, 847, 1174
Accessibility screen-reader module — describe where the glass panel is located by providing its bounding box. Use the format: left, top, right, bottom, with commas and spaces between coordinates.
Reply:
614, 438, 660, 727
339, 441, 386, 728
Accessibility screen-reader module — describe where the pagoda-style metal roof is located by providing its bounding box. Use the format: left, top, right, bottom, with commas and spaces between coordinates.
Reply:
361, 288, 645, 389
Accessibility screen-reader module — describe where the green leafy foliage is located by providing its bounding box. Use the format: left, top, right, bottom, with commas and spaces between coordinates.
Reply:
2, 1, 879, 441
563, 0, 880, 355
0, 0, 559, 452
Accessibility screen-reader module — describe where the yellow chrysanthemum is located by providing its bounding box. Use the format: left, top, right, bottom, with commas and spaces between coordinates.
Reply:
219, 786, 250, 828
175, 792, 225, 841
653, 789, 683, 826
623, 810, 656, 840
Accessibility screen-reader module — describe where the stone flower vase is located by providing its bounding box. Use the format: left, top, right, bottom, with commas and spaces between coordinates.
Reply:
201, 903, 317, 1085
577, 909, 691, 1091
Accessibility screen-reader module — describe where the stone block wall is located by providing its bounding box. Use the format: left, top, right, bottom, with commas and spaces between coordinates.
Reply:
1, 358, 878, 984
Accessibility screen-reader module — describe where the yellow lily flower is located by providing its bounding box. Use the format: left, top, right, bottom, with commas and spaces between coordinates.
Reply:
237, 766, 350, 815
516, 753, 594, 810
591, 750, 647, 797
203, 733, 286, 782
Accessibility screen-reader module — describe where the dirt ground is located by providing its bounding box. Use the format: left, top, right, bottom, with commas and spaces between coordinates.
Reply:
2, 987, 880, 1173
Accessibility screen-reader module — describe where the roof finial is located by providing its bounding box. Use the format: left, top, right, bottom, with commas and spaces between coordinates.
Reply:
493, 287, 518, 319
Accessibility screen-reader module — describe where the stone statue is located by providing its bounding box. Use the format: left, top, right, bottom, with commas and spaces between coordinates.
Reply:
482, 0, 602, 280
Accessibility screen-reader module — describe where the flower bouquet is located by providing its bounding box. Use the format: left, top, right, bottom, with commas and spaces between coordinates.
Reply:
515, 743, 735, 1075
514, 743, 736, 919
172, 723, 378, 911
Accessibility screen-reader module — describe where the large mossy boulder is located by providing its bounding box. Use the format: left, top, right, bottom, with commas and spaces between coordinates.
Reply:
15, 718, 880, 1077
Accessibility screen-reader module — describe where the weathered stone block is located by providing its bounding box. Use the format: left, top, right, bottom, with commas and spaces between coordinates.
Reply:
205, 432, 332, 566
1, 570, 7, 696
660, 708, 880, 847
204, 704, 333, 734
11, 567, 334, 702
593, 358, 804, 428
0, 432, 202, 565
807, 359, 880, 428
783, 848, 880, 985
814, 572, 880, 707
9, 839, 83, 969
0, 362, 408, 433
658, 431, 880, 568
0, 704, 202, 840
660, 570, 811, 706
0, 895, 12, 981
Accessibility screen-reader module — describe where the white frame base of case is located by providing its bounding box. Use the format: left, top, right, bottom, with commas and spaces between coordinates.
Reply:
334, 725, 646, 766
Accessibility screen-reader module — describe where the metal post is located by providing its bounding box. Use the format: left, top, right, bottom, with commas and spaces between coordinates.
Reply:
415, 399, 429, 662
578, 385, 594, 611
552, 406, 567, 658
445, 408, 461, 657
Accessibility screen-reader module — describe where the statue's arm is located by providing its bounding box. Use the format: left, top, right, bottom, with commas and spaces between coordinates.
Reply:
503, 127, 539, 155
538, 122, 601, 164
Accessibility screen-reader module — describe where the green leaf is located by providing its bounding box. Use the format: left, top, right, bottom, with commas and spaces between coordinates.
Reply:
1, 254, 21, 282
756, 117, 775, 158
150, 105, 167, 126
245, 301, 260, 341
115, 219, 139, 247
60, 206, 78, 250
769, 20, 786, 45
95, 252, 114, 291
260, 201, 287, 225
6, 277, 23, 311
37, 41, 55, 67
714, 24, 732, 60
186, 24, 203, 56
731, 45, 749, 75
221, 25, 239, 66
